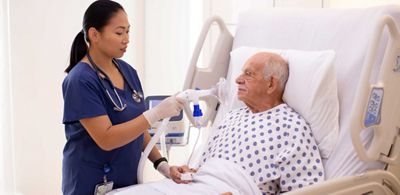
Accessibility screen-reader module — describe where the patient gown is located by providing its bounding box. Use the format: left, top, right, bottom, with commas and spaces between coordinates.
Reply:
200, 103, 324, 194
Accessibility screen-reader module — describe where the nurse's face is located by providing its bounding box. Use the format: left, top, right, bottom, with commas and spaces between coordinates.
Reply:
97, 10, 130, 58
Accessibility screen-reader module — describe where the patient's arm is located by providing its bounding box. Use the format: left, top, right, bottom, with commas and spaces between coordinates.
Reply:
170, 165, 197, 184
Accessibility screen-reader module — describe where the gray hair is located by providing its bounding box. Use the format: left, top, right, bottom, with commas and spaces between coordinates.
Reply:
263, 57, 289, 90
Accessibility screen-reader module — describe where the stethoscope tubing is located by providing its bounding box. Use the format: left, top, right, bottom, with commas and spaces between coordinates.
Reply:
86, 53, 143, 111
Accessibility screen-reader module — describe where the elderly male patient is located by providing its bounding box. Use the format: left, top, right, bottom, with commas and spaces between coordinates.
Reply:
109, 52, 324, 195
172, 52, 324, 193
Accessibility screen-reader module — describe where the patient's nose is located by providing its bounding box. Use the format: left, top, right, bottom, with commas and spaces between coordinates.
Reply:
236, 75, 244, 84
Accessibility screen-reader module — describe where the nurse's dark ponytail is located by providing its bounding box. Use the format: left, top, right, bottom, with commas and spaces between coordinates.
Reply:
65, 0, 124, 73
65, 31, 87, 73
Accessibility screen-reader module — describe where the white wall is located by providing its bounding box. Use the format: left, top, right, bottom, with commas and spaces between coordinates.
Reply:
327, 0, 400, 8
10, 1, 84, 194
0, 0, 15, 193
9, 0, 142, 194
144, 0, 203, 95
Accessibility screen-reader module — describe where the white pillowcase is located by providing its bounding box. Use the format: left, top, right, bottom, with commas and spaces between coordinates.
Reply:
226, 47, 339, 158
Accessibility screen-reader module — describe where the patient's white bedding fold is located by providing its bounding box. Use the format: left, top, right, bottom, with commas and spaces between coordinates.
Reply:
107, 158, 261, 195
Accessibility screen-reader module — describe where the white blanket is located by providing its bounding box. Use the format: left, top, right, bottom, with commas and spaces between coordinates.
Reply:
107, 158, 261, 195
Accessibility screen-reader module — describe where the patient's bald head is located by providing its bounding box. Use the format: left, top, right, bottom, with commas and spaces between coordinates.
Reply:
236, 52, 289, 113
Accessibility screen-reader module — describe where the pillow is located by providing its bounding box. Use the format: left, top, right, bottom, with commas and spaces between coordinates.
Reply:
225, 47, 339, 158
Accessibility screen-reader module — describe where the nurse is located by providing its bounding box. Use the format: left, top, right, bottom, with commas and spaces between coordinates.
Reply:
62, 1, 183, 194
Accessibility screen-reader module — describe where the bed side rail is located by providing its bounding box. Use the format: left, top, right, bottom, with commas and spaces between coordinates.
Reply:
350, 15, 400, 166
285, 170, 400, 195
182, 16, 233, 126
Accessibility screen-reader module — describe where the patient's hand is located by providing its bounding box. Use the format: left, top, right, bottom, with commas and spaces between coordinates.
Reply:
170, 165, 197, 184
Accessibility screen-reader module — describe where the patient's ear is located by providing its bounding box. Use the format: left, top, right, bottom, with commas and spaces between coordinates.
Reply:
266, 76, 278, 94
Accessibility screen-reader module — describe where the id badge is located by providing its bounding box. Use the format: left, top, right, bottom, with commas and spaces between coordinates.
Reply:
94, 181, 114, 195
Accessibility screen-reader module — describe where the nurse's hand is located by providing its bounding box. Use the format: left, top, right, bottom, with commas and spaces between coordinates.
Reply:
143, 95, 184, 125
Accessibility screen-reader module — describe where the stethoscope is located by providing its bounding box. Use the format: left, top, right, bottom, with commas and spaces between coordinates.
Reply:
87, 53, 143, 112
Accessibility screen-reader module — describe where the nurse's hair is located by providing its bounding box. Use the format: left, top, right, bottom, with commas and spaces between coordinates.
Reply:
65, 0, 124, 73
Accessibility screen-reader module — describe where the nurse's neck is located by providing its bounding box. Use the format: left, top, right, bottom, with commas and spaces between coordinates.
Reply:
85, 49, 116, 73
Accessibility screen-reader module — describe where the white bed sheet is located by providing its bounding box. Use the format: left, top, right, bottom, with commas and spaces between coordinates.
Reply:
107, 158, 260, 195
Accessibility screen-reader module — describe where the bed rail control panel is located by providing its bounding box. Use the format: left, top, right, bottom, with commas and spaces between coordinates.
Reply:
364, 87, 383, 127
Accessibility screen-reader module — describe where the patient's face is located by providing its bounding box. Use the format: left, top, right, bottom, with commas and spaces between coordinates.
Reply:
235, 61, 269, 104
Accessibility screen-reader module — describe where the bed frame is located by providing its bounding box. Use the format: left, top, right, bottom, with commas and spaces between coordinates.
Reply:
183, 6, 400, 194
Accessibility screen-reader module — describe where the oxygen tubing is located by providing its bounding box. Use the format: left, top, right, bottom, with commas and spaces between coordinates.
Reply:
137, 117, 170, 184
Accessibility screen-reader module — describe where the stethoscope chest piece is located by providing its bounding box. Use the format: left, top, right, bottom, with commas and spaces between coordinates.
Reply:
132, 90, 143, 103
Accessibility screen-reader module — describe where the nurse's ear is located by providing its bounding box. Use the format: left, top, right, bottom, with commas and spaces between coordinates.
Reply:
87, 27, 100, 43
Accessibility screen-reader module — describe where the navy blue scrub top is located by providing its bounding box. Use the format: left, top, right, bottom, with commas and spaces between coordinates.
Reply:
62, 59, 145, 195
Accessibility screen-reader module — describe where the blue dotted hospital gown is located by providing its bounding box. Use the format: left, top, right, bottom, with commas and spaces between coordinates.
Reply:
200, 104, 324, 194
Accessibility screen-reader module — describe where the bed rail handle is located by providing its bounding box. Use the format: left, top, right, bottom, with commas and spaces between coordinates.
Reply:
182, 16, 233, 127
351, 15, 400, 165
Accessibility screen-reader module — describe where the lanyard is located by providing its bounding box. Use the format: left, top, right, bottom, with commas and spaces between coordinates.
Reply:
103, 163, 111, 183
94, 163, 114, 195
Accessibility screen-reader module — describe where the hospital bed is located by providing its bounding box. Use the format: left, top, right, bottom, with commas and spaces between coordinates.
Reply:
110, 5, 400, 195
182, 5, 400, 195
